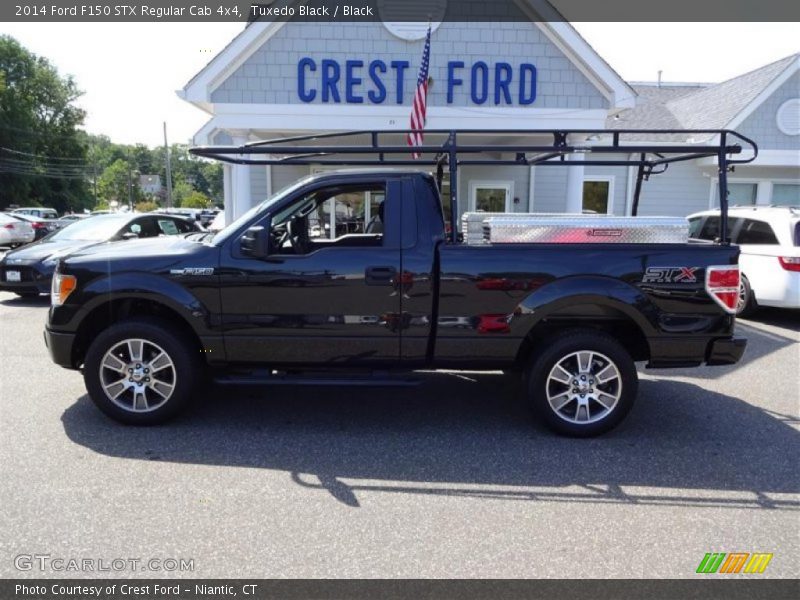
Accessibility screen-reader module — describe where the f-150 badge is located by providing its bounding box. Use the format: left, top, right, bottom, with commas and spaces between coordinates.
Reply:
643, 267, 698, 283
170, 268, 215, 276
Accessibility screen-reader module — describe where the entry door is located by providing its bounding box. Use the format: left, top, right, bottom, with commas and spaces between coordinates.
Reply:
470, 182, 512, 212
218, 180, 403, 366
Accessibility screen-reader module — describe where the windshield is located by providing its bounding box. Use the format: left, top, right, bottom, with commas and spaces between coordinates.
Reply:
212, 176, 314, 246
47, 215, 131, 241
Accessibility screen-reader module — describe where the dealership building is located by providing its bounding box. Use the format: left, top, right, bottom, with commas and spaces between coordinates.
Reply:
179, 8, 800, 225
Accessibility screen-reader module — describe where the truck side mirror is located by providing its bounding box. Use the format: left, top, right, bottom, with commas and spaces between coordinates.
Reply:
240, 225, 270, 258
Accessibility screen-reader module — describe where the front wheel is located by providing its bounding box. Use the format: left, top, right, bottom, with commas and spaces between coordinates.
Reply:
83, 317, 200, 425
526, 330, 638, 437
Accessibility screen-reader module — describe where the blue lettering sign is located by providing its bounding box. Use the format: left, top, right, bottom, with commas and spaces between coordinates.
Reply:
447, 61, 464, 104
390, 60, 409, 104
495, 62, 513, 105
321, 59, 341, 103
368, 60, 387, 103
471, 61, 489, 105
295, 59, 538, 106
298, 57, 316, 103
520, 64, 537, 105
345, 60, 364, 103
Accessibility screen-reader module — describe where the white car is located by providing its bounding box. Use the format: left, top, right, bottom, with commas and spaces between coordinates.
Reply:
208, 210, 226, 232
0, 213, 36, 248
11, 207, 59, 220
688, 206, 800, 316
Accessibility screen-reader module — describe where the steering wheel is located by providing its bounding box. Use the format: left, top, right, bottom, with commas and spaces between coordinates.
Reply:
281, 216, 309, 254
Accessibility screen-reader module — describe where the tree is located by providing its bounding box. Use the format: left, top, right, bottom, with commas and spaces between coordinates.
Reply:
135, 200, 158, 213
0, 36, 90, 212
97, 159, 141, 207
180, 191, 212, 209
171, 179, 193, 207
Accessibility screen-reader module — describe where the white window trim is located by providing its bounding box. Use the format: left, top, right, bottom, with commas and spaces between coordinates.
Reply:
468, 180, 515, 213
708, 177, 800, 209
582, 175, 615, 215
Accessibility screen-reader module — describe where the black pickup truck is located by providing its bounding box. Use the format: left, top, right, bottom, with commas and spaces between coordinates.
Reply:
45, 158, 748, 436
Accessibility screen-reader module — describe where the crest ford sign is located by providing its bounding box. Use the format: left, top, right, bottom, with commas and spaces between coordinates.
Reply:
297, 58, 537, 105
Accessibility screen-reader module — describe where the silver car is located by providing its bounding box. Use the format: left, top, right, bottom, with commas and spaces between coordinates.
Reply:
0, 213, 35, 248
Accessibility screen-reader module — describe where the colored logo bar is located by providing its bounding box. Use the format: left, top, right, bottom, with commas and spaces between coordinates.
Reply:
697, 552, 773, 574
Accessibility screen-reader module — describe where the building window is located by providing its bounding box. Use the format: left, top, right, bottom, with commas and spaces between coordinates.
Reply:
469, 181, 513, 213
582, 177, 613, 214
713, 182, 757, 207
772, 183, 800, 206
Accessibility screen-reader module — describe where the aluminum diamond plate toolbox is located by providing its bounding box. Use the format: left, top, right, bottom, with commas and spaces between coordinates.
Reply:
476, 215, 689, 244
461, 212, 591, 244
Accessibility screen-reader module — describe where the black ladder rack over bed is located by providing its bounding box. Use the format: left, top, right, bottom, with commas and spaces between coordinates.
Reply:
190, 128, 758, 244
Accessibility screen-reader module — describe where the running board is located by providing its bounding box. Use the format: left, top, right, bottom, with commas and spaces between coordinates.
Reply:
214, 370, 422, 387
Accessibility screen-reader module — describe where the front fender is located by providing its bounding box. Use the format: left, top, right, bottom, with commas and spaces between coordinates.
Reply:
51, 272, 213, 337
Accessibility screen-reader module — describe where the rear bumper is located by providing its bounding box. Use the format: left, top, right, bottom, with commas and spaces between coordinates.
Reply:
706, 336, 748, 366
44, 327, 76, 369
647, 335, 747, 368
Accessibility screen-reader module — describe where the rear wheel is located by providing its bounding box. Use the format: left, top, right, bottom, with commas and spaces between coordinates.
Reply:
736, 274, 758, 318
83, 318, 200, 425
526, 330, 638, 437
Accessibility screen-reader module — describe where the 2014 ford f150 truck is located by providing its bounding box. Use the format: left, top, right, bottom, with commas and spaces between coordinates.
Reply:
43, 129, 754, 436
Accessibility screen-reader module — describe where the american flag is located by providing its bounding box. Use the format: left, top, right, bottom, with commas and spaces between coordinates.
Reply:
407, 24, 432, 159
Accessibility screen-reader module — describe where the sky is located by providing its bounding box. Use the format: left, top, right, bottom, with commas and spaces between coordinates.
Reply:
0, 21, 797, 147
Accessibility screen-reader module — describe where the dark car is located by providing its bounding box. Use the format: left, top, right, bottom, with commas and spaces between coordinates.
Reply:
8, 212, 60, 240
0, 213, 198, 297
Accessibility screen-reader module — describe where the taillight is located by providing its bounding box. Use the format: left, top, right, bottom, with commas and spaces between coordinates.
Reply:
3, 223, 14, 229
778, 257, 800, 272
705, 266, 740, 314
31, 222, 45, 229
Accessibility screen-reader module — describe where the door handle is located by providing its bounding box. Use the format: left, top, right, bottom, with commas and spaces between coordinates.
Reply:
365, 266, 397, 285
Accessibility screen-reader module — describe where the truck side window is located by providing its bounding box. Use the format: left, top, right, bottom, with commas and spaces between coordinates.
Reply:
734, 219, 779, 245
687, 217, 704, 239
698, 216, 720, 241
311, 187, 386, 241
271, 183, 388, 255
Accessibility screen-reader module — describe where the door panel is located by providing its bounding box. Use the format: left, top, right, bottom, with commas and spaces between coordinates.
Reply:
219, 180, 403, 366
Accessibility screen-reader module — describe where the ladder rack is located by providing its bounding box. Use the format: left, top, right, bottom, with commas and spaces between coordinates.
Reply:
190, 128, 758, 244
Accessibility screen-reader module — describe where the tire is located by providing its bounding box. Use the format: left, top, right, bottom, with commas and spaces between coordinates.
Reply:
83, 317, 200, 425
736, 274, 758, 318
526, 330, 638, 437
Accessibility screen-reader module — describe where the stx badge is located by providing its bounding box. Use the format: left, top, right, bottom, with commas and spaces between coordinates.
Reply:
643, 266, 699, 284
170, 268, 215, 276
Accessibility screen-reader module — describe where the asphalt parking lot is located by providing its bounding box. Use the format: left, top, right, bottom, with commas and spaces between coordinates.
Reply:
0, 289, 798, 579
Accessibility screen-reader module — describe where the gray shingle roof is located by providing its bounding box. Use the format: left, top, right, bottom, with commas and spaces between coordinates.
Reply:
607, 85, 707, 141
607, 53, 798, 140
668, 54, 797, 130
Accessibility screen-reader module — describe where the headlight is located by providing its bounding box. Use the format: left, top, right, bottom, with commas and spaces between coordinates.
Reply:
51, 272, 77, 306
